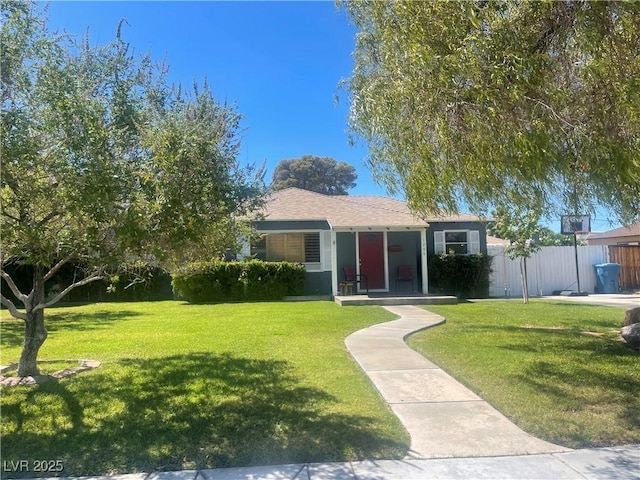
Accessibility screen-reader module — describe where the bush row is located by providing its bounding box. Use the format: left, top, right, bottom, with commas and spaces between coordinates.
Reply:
428, 253, 492, 299
171, 260, 306, 303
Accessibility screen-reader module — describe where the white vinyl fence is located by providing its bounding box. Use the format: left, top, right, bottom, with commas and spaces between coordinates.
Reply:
488, 245, 609, 298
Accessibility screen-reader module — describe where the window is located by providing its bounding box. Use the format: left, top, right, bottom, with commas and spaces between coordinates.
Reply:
265, 232, 321, 263
304, 233, 321, 263
444, 231, 468, 254
434, 230, 480, 255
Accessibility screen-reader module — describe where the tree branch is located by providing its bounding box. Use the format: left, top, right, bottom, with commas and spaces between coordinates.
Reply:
0, 294, 27, 321
32, 272, 107, 313
0, 268, 28, 303
523, 96, 575, 130
1, 211, 22, 222
43, 252, 77, 282
36, 211, 62, 228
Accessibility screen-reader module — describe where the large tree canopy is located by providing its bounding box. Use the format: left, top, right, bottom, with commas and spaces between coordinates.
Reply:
272, 155, 357, 195
0, 3, 264, 376
342, 0, 640, 224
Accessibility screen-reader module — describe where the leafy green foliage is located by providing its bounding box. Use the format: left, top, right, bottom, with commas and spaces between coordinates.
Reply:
272, 155, 357, 195
536, 227, 584, 247
171, 260, 306, 303
342, 1, 640, 224
491, 206, 542, 261
1, 1, 264, 281
428, 253, 492, 299
0, 3, 265, 375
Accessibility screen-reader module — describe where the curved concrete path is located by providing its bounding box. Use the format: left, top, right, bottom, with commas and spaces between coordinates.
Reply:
345, 305, 570, 459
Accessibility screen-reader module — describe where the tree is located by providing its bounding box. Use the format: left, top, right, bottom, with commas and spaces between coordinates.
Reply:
342, 1, 640, 224
536, 228, 583, 247
492, 206, 542, 303
272, 155, 357, 195
0, 3, 265, 377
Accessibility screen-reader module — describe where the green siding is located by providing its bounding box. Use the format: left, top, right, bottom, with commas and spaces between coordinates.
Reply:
305, 271, 332, 295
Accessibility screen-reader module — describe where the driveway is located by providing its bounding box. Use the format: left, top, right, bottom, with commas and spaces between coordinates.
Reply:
542, 293, 639, 309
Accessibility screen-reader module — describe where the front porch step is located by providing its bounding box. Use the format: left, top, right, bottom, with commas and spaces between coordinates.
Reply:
334, 295, 457, 306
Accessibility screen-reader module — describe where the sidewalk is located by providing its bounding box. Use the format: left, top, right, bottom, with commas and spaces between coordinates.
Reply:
82, 446, 637, 479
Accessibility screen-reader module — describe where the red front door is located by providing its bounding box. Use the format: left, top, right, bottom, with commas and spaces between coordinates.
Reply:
358, 232, 385, 290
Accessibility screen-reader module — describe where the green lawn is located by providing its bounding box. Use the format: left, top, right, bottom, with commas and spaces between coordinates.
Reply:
408, 299, 640, 449
0, 301, 408, 477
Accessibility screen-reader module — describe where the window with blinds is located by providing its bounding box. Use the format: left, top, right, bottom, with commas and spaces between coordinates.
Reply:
304, 233, 321, 263
265, 232, 321, 263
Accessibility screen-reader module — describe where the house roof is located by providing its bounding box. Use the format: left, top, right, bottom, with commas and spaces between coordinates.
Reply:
259, 188, 484, 229
585, 222, 640, 240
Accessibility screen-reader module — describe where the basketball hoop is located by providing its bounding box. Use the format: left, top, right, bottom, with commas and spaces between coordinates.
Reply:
560, 215, 591, 296
561, 215, 591, 235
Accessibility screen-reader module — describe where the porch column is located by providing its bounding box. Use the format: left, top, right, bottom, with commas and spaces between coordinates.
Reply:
421, 229, 429, 294
331, 229, 339, 296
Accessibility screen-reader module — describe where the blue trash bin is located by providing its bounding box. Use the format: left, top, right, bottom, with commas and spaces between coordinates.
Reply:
593, 263, 620, 294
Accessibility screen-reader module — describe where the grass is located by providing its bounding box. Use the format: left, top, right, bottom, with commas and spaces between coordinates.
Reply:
407, 299, 640, 449
0, 301, 409, 477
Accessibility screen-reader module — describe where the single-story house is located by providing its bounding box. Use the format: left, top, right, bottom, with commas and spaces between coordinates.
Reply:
245, 188, 488, 296
583, 222, 640, 246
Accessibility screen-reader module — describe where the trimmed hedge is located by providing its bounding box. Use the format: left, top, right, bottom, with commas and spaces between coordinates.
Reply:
172, 260, 306, 303
428, 253, 492, 299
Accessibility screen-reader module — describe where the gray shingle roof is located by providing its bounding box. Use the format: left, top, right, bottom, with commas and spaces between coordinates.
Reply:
586, 222, 640, 239
261, 188, 483, 228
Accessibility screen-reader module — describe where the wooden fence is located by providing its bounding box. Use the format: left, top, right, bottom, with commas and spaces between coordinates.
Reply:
609, 245, 640, 291
488, 245, 609, 298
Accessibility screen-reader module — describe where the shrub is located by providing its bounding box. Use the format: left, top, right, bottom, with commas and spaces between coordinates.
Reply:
172, 260, 306, 303
428, 253, 492, 299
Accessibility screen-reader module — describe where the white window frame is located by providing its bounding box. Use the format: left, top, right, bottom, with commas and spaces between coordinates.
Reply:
434, 230, 480, 255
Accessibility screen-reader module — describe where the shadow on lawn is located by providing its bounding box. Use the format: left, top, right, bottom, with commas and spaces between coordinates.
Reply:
0, 310, 141, 348
1, 352, 407, 478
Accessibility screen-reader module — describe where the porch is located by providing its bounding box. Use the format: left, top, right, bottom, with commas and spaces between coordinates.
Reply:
334, 293, 457, 306
334, 228, 428, 297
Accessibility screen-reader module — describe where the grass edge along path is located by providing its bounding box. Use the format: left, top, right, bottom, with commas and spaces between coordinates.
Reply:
0, 301, 409, 477
407, 299, 640, 449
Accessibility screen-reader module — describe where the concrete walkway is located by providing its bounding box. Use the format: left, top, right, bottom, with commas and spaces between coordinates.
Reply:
345, 305, 569, 459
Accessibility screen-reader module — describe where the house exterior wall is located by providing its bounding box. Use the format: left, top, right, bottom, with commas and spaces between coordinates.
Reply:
252, 220, 332, 296
254, 223, 432, 296
427, 222, 488, 257
253, 220, 330, 231
586, 235, 640, 246
305, 271, 332, 295
387, 231, 421, 292
336, 232, 357, 281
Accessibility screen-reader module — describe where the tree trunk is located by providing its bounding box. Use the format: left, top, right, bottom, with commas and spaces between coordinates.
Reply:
521, 257, 530, 304
18, 268, 48, 377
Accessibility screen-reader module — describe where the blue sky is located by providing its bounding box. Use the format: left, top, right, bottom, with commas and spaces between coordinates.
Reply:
43, 1, 376, 190
41, 1, 619, 232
